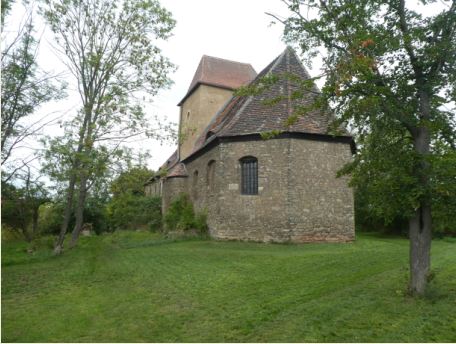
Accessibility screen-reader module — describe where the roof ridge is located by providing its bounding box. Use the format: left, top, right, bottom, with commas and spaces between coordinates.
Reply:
217, 49, 288, 136
201, 54, 254, 67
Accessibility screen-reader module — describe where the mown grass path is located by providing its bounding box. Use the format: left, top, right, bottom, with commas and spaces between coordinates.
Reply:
2, 232, 456, 342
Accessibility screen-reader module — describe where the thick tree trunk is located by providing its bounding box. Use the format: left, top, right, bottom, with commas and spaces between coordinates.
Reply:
409, 203, 432, 295
409, 121, 432, 295
69, 173, 88, 248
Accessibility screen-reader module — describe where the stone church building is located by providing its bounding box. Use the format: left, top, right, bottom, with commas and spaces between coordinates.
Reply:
145, 47, 355, 243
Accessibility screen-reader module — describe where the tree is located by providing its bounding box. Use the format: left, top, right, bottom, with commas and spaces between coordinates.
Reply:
275, 0, 456, 295
1, 0, 63, 182
1, 169, 49, 241
106, 166, 161, 231
39, 0, 176, 253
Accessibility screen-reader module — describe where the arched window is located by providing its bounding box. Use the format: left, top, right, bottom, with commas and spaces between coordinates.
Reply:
192, 170, 199, 199
240, 156, 258, 195
206, 160, 216, 191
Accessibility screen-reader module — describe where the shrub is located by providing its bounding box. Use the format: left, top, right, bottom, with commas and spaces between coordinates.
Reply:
163, 193, 207, 233
148, 197, 162, 232
38, 202, 69, 235
107, 195, 162, 231
194, 211, 208, 235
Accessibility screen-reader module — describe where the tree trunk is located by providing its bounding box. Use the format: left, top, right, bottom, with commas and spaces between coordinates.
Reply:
54, 175, 76, 255
53, 108, 91, 255
409, 122, 432, 295
69, 104, 96, 249
409, 203, 432, 295
69, 173, 89, 248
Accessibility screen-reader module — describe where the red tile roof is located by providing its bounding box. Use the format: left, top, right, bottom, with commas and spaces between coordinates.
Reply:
178, 55, 257, 105
190, 47, 350, 156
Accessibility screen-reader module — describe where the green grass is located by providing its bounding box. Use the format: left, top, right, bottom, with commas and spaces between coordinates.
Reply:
2, 231, 456, 342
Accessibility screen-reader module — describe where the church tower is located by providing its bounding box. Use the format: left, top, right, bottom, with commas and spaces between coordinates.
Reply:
177, 55, 256, 160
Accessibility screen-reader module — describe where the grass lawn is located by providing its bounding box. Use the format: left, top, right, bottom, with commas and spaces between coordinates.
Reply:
2, 231, 456, 342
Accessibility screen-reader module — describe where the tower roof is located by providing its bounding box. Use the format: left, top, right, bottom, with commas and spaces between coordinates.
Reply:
178, 55, 257, 105
188, 47, 350, 157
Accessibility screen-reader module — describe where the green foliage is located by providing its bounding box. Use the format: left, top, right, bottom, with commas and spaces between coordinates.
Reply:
1, 224, 23, 242
429, 143, 456, 234
110, 167, 152, 197
1, 232, 456, 342
106, 167, 161, 231
163, 193, 194, 231
260, 130, 283, 140
163, 193, 207, 233
281, 0, 456, 233
194, 211, 208, 235
38, 202, 68, 235
84, 197, 110, 234
1, 180, 49, 240
107, 194, 161, 231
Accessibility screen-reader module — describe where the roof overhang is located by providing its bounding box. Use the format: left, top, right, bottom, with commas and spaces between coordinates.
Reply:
182, 132, 356, 164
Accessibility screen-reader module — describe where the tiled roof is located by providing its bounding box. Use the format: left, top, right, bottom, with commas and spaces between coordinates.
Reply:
190, 47, 349, 155
145, 150, 187, 183
178, 55, 257, 105
166, 163, 187, 178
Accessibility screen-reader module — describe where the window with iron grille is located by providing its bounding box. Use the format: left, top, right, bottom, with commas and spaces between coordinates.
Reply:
240, 156, 258, 195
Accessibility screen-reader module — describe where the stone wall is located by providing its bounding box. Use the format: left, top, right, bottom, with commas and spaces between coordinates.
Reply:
162, 177, 187, 212
287, 139, 355, 242
212, 139, 291, 241
180, 145, 221, 231
160, 136, 354, 243
145, 179, 161, 197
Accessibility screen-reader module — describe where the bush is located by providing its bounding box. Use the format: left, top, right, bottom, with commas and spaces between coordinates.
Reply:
38, 202, 68, 235
148, 196, 163, 232
1, 225, 23, 242
107, 195, 162, 231
163, 193, 207, 233
194, 211, 208, 235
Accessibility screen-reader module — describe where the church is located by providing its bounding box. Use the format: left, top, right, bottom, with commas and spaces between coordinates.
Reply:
145, 47, 355, 243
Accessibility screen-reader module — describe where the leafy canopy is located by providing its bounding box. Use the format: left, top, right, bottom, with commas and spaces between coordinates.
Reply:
280, 0, 456, 229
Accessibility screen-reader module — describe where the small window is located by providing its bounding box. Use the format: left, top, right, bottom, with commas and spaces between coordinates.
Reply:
240, 156, 258, 195
207, 160, 216, 191
187, 110, 191, 119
